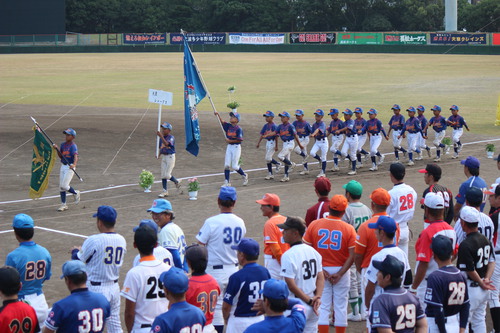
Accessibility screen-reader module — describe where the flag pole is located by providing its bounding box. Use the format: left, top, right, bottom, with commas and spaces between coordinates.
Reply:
156, 104, 162, 158
181, 30, 225, 136
30, 116, 84, 182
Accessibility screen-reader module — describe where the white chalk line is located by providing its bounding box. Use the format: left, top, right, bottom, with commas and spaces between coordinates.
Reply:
0, 95, 31, 109
0, 226, 87, 239
0, 137, 499, 206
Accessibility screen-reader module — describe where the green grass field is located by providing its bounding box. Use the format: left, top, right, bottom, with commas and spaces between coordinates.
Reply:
1, 52, 499, 134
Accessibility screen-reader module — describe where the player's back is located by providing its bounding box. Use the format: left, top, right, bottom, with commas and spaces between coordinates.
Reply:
159, 222, 187, 264
133, 246, 173, 267
425, 265, 469, 317
263, 214, 289, 255
152, 301, 206, 333
281, 243, 322, 296
186, 273, 220, 325
343, 202, 372, 231
79, 233, 126, 282
367, 246, 410, 298
455, 211, 494, 244
388, 183, 417, 227
0, 300, 39, 333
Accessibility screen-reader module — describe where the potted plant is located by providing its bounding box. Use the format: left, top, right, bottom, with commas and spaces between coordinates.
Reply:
187, 178, 200, 200
139, 170, 155, 193
226, 86, 239, 112
441, 137, 452, 154
486, 143, 496, 158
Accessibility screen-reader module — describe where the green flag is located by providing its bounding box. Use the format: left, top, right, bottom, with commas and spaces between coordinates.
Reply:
29, 127, 56, 199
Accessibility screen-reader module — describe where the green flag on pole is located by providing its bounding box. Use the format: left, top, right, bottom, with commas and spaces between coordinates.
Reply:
29, 127, 56, 199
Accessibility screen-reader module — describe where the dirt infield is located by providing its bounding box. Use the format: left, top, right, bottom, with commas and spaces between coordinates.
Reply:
1, 103, 499, 331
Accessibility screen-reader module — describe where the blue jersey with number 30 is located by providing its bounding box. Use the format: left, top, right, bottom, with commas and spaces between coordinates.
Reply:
151, 301, 206, 333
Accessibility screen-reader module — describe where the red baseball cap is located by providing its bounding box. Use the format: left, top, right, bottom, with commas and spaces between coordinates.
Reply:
314, 177, 331, 193
256, 193, 280, 206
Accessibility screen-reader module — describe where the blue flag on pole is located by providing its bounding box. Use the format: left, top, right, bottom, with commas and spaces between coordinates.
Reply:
183, 38, 207, 156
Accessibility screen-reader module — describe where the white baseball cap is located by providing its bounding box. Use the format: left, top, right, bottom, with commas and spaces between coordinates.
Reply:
460, 206, 480, 223
424, 192, 444, 209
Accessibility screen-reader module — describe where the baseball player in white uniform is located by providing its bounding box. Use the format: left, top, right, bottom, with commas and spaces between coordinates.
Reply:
353, 107, 369, 168
387, 163, 417, 256
326, 108, 344, 172
279, 216, 324, 333
196, 186, 246, 333
71, 205, 127, 333
131, 220, 173, 267
363, 108, 388, 171
454, 187, 494, 244
292, 109, 312, 175
53, 128, 80, 212
256, 110, 281, 180
416, 105, 432, 159
309, 109, 329, 177
387, 104, 408, 161
337, 109, 359, 175
156, 122, 182, 197
487, 183, 500, 333
276, 111, 303, 182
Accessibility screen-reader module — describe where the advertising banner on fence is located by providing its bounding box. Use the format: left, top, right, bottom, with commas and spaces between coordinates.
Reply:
170, 33, 226, 45
289, 32, 335, 44
429, 33, 487, 45
228, 33, 285, 45
337, 33, 382, 45
123, 33, 166, 44
491, 33, 500, 45
384, 33, 427, 45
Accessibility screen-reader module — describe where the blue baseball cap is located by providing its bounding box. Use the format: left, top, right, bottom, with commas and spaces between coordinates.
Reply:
260, 278, 289, 300
230, 111, 240, 121
367, 108, 378, 115
63, 128, 76, 137
60, 260, 86, 279
133, 219, 158, 233
219, 186, 237, 201
161, 122, 172, 130
343, 108, 353, 115
12, 214, 34, 229
354, 107, 363, 113
92, 205, 117, 223
417, 105, 425, 112
231, 238, 259, 256
406, 106, 416, 113
368, 215, 397, 233
314, 109, 324, 116
328, 108, 339, 115
263, 110, 275, 117
431, 105, 441, 112
159, 267, 188, 293
295, 109, 304, 116
391, 104, 400, 110
147, 199, 173, 213
279, 111, 291, 118
431, 235, 453, 258
460, 156, 480, 169
373, 255, 404, 278
450, 105, 459, 111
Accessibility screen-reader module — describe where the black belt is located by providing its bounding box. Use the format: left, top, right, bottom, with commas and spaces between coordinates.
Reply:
90, 280, 118, 286
316, 138, 326, 141
213, 264, 238, 270
141, 324, 152, 328
346, 134, 357, 137
469, 280, 480, 287
282, 139, 292, 142
229, 143, 241, 146
392, 128, 402, 131
495, 250, 500, 255
370, 133, 380, 136
298, 136, 308, 138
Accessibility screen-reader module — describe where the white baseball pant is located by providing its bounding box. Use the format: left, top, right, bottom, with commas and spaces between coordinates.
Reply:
303, 304, 319, 333
427, 314, 459, 333
203, 324, 216, 333
416, 278, 428, 311
349, 265, 361, 301
468, 283, 489, 333
433, 130, 446, 147
418, 132, 428, 150
225, 144, 241, 171
407, 133, 419, 153
265, 140, 276, 163
341, 136, 358, 161
318, 266, 350, 327
22, 293, 49, 327
361, 268, 369, 318
277, 141, 295, 161
369, 134, 383, 156
489, 260, 500, 308
59, 164, 75, 191
397, 226, 409, 258
132, 327, 151, 333
329, 135, 344, 153
88, 282, 122, 333
391, 130, 403, 148
264, 255, 282, 280
357, 134, 367, 152
227, 315, 264, 333
452, 128, 464, 145
294, 137, 310, 156
160, 154, 175, 179
310, 139, 329, 162
206, 265, 239, 326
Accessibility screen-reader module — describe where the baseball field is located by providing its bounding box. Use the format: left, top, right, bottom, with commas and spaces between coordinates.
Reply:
1, 52, 499, 332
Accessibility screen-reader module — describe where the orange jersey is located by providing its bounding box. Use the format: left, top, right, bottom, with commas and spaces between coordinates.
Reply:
303, 216, 356, 267
263, 214, 290, 256
186, 273, 221, 325
355, 213, 401, 268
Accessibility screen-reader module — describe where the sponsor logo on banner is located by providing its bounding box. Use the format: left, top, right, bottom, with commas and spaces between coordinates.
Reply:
229, 33, 285, 45
289, 33, 335, 44
337, 33, 382, 45
384, 33, 427, 45
170, 33, 226, 45
123, 33, 166, 44
429, 33, 487, 45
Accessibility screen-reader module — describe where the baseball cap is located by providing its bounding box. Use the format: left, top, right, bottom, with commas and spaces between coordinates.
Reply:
330, 195, 348, 211
279, 111, 291, 118
229, 111, 241, 121
354, 107, 363, 113
134, 224, 157, 249
431, 105, 442, 112
373, 255, 404, 278
60, 260, 86, 279
450, 105, 459, 111
370, 188, 391, 206
465, 187, 484, 206
368, 215, 397, 233
406, 106, 416, 113
460, 156, 480, 169
485, 183, 500, 196
160, 122, 172, 130
93, 205, 117, 223
63, 128, 76, 137
0, 266, 20, 293
256, 193, 280, 206
133, 219, 158, 233
417, 105, 425, 112
367, 108, 378, 115
343, 108, 353, 115
219, 186, 237, 201
12, 214, 34, 229
185, 244, 208, 263
314, 177, 331, 193
460, 206, 480, 223
277, 216, 306, 235
343, 180, 363, 196
389, 162, 406, 177
159, 267, 188, 294
391, 104, 400, 110
431, 235, 453, 258
418, 163, 442, 179
260, 278, 289, 300
424, 192, 445, 209
231, 238, 259, 256
314, 109, 324, 116
328, 108, 339, 115
263, 110, 275, 117
147, 199, 173, 213
295, 109, 304, 116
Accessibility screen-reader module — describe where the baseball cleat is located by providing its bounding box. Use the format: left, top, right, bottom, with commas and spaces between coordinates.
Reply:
331, 165, 340, 172
74, 190, 81, 204
415, 153, 423, 161
275, 163, 282, 173
221, 181, 231, 187
317, 172, 325, 178
299, 170, 309, 175
408, 160, 415, 166
347, 170, 357, 175
57, 204, 68, 212
377, 155, 385, 165
369, 165, 378, 171
242, 174, 249, 186
158, 191, 169, 198
347, 313, 362, 322
357, 163, 363, 169
264, 173, 274, 180
280, 176, 290, 182
434, 157, 441, 162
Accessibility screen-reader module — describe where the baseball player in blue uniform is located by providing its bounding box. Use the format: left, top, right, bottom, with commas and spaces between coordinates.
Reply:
354, 107, 369, 168
363, 108, 388, 171
447, 105, 470, 159
52, 128, 80, 212
276, 112, 303, 182
156, 122, 182, 197
424, 235, 470, 333
214, 111, 249, 187
337, 109, 358, 175
387, 104, 408, 161
292, 109, 312, 175
43, 260, 111, 333
416, 105, 432, 159
422, 105, 448, 162
6, 214, 52, 325
256, 111, 281, 180
398, 107, 422, 166
326, 108, 344, 172
223, 238, 271, 332
151, 267, 206, 333
309, 109, 329, 177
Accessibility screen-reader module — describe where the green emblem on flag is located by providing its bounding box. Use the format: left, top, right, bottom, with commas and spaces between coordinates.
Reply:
29, 128, 56, 199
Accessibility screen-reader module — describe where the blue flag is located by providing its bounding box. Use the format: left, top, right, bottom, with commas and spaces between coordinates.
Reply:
183, 38, 206, 156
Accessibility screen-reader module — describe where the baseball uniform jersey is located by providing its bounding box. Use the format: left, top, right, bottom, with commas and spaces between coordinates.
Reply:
364, 118, 387, 157
260, 122, 278, 163
150, 301, 206, 333
186, 273, 221, 326
159, 133, 176, 180
388, 114, 405, 148
454, 210, 494, 244
0, 300, 39, 333
263, 214, 289, 279
343, 202, 372, 232
222, 121, 243, 171
421, 184, 454, 225
387, 183, 417, 255
340, 118, 358, 161
305, 197, 330, 226
158, 222, 187, 269
456, 178, 488, 212
310, 121, 329, 162
58, 141, 78, 192
243, 300, 306, 333
428, 116, 447, 150
327, 118, 344, 155
293, 119, 312, 159
133, 246, 173, 267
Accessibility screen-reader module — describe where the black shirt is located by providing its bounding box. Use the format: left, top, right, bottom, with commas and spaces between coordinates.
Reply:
457, 231, 494, 278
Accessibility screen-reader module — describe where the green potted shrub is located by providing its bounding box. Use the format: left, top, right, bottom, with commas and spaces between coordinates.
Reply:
442, 137, 452, 154
486, 143, 496, 158
139, 170, 154, 192
226, 86, 239, 112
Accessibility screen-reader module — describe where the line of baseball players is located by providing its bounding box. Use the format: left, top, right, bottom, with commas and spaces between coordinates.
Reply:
2, 153, 499, 332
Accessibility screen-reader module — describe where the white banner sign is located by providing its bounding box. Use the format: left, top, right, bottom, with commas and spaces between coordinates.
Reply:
228, 33, 285, 45
148, 89, 173, 106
